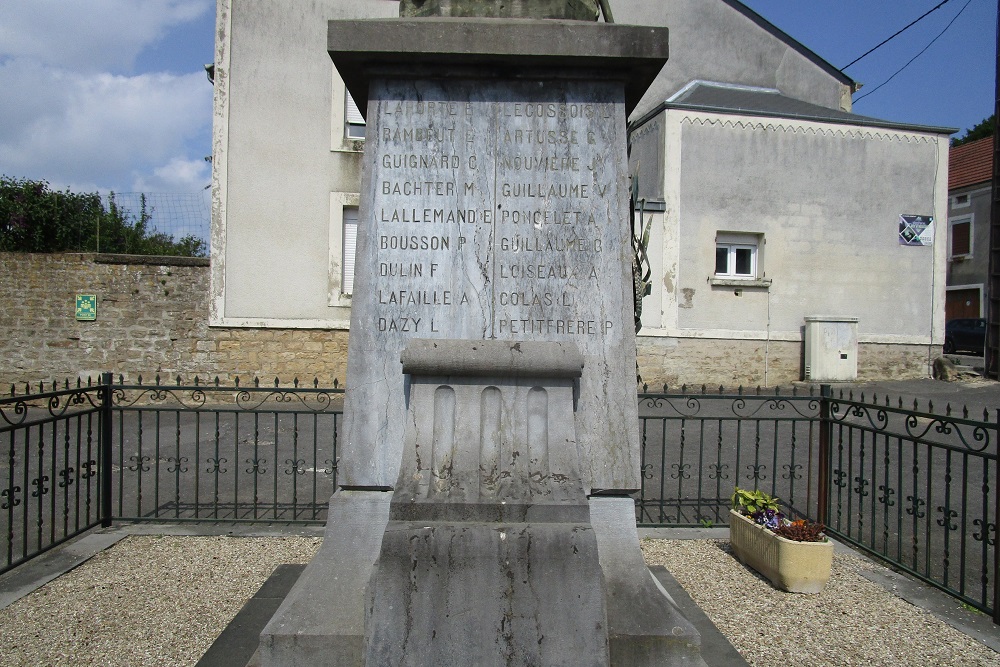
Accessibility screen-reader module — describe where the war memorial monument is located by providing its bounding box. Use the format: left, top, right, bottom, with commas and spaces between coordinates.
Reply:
259, 1, 706, 664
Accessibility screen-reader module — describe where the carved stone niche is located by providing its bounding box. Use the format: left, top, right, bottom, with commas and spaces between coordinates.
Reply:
398, 0, 600, 21
391, 338, 590, 520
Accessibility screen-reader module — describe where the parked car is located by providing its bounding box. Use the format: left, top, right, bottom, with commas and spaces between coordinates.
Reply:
944, 318, 986, 355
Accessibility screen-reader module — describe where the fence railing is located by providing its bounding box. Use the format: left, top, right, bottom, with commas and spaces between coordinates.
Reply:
636, 383, 1000, 622
1, 380, 111, 575
110, 375, 342, 524
821, 389, 999, 622
636, 386, 821, 527
3, 376, 998, 622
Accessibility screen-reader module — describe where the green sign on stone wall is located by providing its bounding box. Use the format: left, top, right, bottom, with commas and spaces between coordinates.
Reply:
75, 294, 97, 321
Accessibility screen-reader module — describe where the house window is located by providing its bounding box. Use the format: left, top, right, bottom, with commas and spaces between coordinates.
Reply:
346, 93, 365, 140
950, 217, 972, 258
715, 241, 757, 279
952, 193, 970, 209
342, 207, 359, 294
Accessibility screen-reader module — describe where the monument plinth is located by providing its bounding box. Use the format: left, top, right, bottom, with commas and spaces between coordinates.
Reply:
260, 17, 706, 667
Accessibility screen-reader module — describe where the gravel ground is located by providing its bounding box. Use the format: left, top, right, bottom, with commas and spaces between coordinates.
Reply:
1, 535, 996, 666
641, 539, 999, 667
0, 535, 320, 667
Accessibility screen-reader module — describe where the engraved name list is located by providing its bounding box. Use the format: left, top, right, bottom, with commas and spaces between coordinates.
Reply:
367, 80, 622, 341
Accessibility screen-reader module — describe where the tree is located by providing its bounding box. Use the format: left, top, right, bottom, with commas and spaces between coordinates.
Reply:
0, 176, 206, 256
952, 115, 995, 147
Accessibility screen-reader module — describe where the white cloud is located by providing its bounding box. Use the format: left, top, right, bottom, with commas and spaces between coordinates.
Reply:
0, 58, 212, 194
0, 0, 211, 72
0, 0, 214, 196
133, 156, 211, 192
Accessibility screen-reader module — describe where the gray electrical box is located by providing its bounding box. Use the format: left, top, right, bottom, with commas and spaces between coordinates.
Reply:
803, 316, 859, 382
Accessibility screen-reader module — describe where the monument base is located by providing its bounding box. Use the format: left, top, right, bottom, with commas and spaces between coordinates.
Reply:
259, 490, 390, 667
365, 519, 609, 666
591, 497, 705, 665
261, 342, 705, 666
260, 492, 706, 666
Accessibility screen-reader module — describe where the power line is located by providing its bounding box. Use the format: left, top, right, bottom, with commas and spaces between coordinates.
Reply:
842, 0, 953, 70
853, 0, 975, 104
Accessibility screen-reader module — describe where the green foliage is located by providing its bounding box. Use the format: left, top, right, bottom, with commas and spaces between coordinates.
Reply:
0, 176, 206, 256
731, 487, 780, 516
961, 602, 987, 616
630, 175, 653, 334
952, 114, 995, 147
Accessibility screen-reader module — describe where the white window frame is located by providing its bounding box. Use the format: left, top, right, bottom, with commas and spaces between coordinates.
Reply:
714, 233, 760, 280
951, 192, 971, 209
949, 214, 973, 260
710, 232, 771, 288
330, 70, 364, 152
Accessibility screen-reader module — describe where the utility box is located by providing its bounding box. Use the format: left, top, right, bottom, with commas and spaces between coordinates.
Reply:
803, 316, 859, 382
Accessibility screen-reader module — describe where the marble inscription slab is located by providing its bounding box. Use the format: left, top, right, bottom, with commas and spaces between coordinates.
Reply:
343, 78, 639, 492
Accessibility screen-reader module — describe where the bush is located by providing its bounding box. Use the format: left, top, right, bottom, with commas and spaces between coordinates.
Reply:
0, 176, 206, 256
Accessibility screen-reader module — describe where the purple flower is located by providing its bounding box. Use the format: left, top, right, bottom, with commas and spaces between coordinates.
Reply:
750, 508, 784, 530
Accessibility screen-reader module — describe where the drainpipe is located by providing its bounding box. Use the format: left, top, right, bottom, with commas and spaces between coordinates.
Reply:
764, 288, 772, 386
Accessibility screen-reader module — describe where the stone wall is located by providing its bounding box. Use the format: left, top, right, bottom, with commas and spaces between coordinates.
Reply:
0, 252, 349, 389
636, 337, 933, 390
636, 337, 802, 390
0, 252, 931, 391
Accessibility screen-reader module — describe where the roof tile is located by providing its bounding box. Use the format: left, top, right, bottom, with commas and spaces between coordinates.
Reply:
949, 136, 993, 190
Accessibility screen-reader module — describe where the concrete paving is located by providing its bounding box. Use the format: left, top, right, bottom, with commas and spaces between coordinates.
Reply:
639, 527, 1000, 655
3, 522, 999, 666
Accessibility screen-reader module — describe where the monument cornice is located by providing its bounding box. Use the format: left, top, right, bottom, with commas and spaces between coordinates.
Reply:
328, 18, 668, 116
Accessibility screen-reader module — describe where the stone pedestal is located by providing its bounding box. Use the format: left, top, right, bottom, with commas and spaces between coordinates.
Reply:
259, 491, 391, 666
365, 340, 608, 666
260, 17, 705, 667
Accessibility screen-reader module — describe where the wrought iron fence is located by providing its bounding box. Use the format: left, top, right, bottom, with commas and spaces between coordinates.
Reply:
636, 383, 1000, 622
1, 375, 342, 573
1, 380, 111, 575
821, 389, 999, 620
111, 375, 342, 524
636, 385, 822, 526
5, 375, 999, 621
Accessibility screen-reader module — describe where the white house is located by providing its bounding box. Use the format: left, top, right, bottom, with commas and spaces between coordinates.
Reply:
210, 0, 952, 386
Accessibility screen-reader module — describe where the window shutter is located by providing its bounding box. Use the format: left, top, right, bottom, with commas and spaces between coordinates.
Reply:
952, 221, 971, 256
343, 208, 359, 294
346, 94, 365, 126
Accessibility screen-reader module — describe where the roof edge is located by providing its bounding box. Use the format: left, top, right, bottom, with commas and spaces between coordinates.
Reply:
629, 100, 957, 136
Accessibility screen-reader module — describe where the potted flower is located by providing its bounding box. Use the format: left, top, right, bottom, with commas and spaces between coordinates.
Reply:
729, 487, 834, 594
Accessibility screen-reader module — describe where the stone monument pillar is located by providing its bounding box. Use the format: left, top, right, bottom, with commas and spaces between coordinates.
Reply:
260, 13, 705, 667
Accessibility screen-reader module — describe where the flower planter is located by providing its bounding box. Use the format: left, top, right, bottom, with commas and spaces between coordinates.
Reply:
728, 510, 834, 594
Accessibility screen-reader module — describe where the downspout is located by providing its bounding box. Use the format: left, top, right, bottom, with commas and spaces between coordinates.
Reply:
929, 237, 937, 375
765, 288, 771, 387
928, 138, 942, 376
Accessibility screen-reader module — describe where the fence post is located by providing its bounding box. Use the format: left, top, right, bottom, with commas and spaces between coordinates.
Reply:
100, 372, 113, 528
994, 409, 1000, 625
817, 384, 831, 526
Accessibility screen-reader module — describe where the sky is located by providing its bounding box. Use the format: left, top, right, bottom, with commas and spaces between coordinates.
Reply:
740, 0, 996, 133
0, 0, 996, 210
